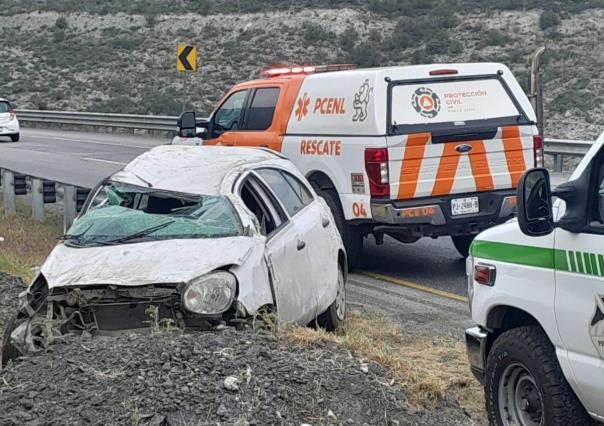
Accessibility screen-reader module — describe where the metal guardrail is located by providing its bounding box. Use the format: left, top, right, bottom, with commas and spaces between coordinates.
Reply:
544, 138, 593, 173
16, 110, 178, 132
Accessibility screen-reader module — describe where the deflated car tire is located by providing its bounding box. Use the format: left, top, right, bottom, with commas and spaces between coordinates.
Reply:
317, 265, 346, 332
2, 313, 21, 368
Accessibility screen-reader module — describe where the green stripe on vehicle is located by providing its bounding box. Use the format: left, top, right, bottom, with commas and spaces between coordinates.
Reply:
471, 240, 604, 276
576, 251, 584, 273
569, 250, 577, 272
470, 240, 555, 269
584, 252, 592, 274
590, 253, 598, 276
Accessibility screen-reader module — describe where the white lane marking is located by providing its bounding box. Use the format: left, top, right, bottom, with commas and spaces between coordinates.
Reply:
82, 157, 127, 166
25, 134, 157, 149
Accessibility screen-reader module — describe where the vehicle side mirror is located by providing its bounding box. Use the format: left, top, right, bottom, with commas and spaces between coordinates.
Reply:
517, 168, 554, 236
195, 119, 209, 139
177, 111, 197, 137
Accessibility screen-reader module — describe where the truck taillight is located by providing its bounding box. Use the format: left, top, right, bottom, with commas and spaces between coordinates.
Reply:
364, 148, 389, 198
9, 109, 16, 121
533, 135, 543, 168
474, 263, 496, 286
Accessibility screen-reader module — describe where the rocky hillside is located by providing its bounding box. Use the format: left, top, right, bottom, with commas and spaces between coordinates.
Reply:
0, 0, 602, 139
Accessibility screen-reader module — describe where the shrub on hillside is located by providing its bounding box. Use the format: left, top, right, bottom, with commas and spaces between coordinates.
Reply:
539, 10, 560, 30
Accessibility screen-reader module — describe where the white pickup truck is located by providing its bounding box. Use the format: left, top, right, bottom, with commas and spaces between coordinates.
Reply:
466, 131, 604, 425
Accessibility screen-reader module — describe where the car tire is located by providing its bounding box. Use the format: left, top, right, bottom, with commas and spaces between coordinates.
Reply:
485, 326, 592, 426
2, 313, 21, 368
10, 133, 19, 142
316, 264, 346, 332
317, 189, 362, 270
451, 234, 474, 258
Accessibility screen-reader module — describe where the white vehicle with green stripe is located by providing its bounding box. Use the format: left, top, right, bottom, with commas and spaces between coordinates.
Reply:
466, 131, 604, 425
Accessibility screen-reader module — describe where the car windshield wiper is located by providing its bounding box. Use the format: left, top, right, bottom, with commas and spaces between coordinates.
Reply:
60, 223, 94, 242
101, 220, 176, 245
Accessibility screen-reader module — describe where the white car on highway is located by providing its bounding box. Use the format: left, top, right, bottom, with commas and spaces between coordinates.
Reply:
2, 145, 347, 364
0, 98, 19, 142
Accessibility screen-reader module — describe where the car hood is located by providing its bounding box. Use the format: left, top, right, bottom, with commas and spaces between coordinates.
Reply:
40, 237, 256, 288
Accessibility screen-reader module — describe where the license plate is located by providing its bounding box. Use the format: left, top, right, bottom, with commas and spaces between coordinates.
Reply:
451, 196, 479, 216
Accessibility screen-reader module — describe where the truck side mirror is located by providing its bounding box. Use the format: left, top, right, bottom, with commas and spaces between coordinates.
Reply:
517, 168, 555, 236
177, 111, 197, 137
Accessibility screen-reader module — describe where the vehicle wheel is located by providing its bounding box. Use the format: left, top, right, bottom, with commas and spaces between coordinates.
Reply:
316, 265, 346, 332
451, 234, 474, 258
485, 326, 591, 426
317, 189, 362, 270
10, 133, 19, 142
2, 313, 21, 367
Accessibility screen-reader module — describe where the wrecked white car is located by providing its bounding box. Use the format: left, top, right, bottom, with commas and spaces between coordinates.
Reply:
2, 146, 346, 365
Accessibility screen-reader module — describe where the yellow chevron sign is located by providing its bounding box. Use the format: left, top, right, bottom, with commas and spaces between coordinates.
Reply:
177, 43, 197, 72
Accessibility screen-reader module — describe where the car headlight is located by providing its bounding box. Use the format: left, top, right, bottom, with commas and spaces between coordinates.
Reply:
182, 271, 236, 315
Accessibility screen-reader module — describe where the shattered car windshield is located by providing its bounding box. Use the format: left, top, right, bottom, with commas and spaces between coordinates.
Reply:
64, 182, 243, 247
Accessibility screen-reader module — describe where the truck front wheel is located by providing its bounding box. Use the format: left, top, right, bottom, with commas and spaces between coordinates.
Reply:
485, 326, 591, 426
317, 189, 362, 270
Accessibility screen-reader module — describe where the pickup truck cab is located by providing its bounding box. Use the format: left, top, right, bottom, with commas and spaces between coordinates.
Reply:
466, 131, 604, 425
175, 63, 541, 268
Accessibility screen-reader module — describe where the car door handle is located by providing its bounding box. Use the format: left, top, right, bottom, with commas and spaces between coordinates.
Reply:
297, 240, 306, 251
322, 217, 330, 228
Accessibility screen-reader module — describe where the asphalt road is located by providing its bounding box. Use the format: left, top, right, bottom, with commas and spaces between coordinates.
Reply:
0, 127, 546, 299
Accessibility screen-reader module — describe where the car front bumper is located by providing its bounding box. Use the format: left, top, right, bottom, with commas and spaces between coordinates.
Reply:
370, 189, 517, 237
465, 325, 489, 385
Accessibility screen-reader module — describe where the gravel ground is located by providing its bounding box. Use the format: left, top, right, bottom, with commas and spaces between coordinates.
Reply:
0, 272, 23, 333
0, 274, 472, 425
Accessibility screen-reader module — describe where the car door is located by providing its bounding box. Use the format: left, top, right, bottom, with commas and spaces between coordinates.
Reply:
239, 174, 313, 325
256, 168, 337, 319
205, 89, 249, 146
554, 157, 604, 418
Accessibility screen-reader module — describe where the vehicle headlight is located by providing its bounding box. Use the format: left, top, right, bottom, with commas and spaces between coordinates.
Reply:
182, 271, 236, 315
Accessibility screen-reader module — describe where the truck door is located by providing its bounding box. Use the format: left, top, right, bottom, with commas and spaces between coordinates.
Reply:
204, 89, 249, 146
554, 159, 604, 417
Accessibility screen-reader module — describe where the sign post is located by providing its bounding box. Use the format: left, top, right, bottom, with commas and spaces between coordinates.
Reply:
176, 43, 198, 112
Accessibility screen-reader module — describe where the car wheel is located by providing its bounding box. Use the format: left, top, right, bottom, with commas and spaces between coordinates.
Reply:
485, 326, 591, 426
2, 313, 22, 368
10, 133, 19, 142
317, 189, 362, 270
316, 265, 346, 332
451, 234, 474, 258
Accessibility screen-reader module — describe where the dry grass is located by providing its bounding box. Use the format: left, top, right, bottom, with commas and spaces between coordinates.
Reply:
0, 196, 62, 282
283, 312, 485, 421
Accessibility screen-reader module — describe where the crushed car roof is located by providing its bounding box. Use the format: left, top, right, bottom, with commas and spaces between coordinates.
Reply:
110, 145, 280, 195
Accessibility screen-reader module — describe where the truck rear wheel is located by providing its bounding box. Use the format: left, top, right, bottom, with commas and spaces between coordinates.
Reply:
451, 234, 474, 258
317, 189, 362, 270
485, 326, 591, 426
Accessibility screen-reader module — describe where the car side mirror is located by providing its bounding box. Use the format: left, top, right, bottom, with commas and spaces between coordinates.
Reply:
517, 168, 554, 236
177, 111, 197, 137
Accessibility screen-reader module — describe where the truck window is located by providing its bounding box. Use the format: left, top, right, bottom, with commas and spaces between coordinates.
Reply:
245, 88, 280, 131
389, 77, 528, 134
213, 90, 248, 132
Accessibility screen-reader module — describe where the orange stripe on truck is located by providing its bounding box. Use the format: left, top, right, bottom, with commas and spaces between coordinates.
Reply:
501, 126, 526, 187
468, 140, 494, 192
397, 133, 430, 199
431, 143, 461, 196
